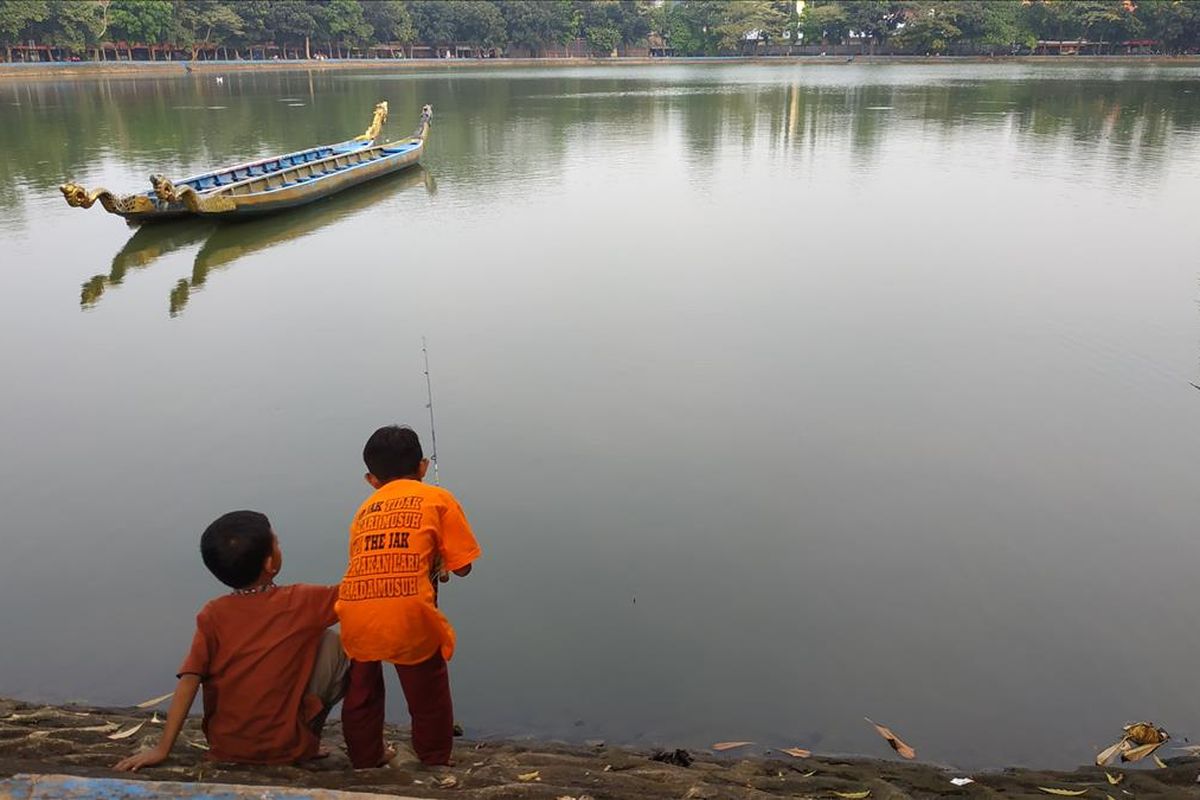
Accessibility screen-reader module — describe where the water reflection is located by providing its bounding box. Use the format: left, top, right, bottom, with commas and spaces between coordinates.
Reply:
173, 166, 434, 316
4, 68, 1199, 218
82, 166, 433, 315
81, 220, 214, 308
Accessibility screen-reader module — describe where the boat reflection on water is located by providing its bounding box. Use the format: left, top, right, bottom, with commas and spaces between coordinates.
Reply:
85, 166, 435, 315
171, 165, 435, 315
81, 220, 215, 308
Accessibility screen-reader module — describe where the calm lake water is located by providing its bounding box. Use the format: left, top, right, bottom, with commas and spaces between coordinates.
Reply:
2, 62, 1199, 769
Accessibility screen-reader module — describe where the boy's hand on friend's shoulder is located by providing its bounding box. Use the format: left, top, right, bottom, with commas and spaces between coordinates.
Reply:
114, 744, 169, 772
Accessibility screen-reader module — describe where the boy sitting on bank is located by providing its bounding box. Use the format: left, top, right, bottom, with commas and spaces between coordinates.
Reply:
337, 425, 481, 767
115, 510, 380, 770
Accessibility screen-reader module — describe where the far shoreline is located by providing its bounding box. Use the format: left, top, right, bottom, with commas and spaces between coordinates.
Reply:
3, 54, 1200, 81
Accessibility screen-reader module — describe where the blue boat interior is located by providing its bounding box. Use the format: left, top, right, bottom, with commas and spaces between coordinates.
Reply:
175, 144, 355, 195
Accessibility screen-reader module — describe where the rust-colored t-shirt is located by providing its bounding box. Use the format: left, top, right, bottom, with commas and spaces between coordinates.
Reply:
336, 479, 481, 665
178, 584, 338, 764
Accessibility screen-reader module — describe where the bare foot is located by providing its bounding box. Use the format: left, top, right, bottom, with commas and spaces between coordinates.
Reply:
379, 744, 397, 767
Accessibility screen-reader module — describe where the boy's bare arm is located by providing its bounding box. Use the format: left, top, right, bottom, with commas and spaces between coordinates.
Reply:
113, 674, 201, 772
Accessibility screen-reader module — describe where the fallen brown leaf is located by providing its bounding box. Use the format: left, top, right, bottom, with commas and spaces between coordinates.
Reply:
1096, 739, 1130, 766
1153, 754, 1168, 769
516, 770, 541, 782
1124, 722, 1167, 745
1122, 741, 1164, 763
780, 747, 811, 758
833, 791, 871, 799
711, 741, 754, 751
1104, 772, 1123, 785
864, 717, 916, 760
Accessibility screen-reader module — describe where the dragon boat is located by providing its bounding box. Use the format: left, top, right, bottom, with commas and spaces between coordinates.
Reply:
164, 104, 432, 220
59, 101, 391, 224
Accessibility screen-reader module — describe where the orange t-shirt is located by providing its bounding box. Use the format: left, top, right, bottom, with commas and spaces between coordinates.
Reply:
178, 584, 337, 764
336, 479, 481, 665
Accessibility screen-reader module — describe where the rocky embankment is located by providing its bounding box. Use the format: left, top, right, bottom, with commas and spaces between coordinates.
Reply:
1, 698, 1198, 799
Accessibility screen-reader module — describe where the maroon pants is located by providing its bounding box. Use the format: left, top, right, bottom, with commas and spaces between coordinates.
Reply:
340, 652, 454, 767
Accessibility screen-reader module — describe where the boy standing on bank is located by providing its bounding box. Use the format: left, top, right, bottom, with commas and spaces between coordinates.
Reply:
337, 425, 481, 767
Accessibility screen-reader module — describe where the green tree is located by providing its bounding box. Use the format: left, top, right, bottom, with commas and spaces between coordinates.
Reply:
712, 0, 788, 52
1019, 0, 1082, 41
576, 0, 649, 55
0, 0, 48, 58
1139, 0, 1200, 53
264, 0, 317, 56
361, 0, 414, 44
498, 0, 572, 55
173, 0, 243, 59
108, 0, 172, 52
316, 0, 373, 56
31, 0, 107, 56
1076, 0, 1142, 47
453, 0, 507, 49
800, 2, 850, 45
840, 0, 913, 52
659, 0, 724, 55
406, 0, 454, 44
891, 7, 961, 52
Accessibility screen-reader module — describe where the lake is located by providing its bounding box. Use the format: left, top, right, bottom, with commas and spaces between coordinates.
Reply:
1, 62, 1199, 769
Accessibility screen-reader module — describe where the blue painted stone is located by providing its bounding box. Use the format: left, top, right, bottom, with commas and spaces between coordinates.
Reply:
0, 774, 425, 800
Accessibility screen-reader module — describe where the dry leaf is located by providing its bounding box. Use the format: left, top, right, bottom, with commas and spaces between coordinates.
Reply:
1038, 789, 1088, 797
135, 691, 174, 709
107, 721, 146, 740
74, 723, 120, 734
151, 713, 162, 724
833, 791, 871, 799
187, 739, 210, 750
1124, 722, 1167, 745
712, 741, 754, 751
864, 718, 916, 760
437, 776, 458, 788
516, 770, 541, 782
1122, 741, 1164, 762
780, 747, 811, 758
1096, 739, 1130, 766
1105, 772, 1124, 785
798, 770, 816, 778
1153, 754, 1168, 769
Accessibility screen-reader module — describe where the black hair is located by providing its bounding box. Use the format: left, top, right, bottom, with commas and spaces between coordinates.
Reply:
200, 510, 274, 589
363, 425, 424, 482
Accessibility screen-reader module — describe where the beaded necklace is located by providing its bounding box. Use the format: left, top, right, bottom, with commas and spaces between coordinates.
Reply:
232, 582, 276, 596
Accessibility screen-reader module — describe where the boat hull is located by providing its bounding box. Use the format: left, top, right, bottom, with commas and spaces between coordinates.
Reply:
190, 144, 424, 220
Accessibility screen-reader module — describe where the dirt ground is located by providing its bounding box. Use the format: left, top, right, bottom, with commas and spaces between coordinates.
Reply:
1, 698, 1198, 799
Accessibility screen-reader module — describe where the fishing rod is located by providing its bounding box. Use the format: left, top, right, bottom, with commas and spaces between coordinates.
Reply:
421, 336, 440, 485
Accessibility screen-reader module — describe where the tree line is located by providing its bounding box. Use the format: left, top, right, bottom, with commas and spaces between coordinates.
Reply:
1, 1, 1198, 62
